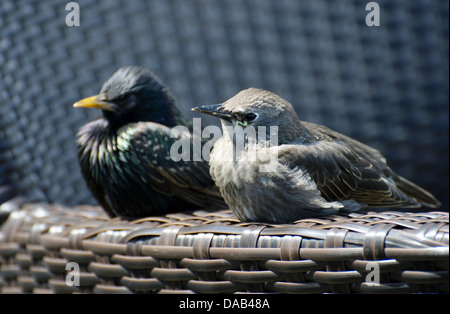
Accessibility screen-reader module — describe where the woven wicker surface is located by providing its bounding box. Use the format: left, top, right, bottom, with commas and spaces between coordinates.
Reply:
0, 203, 447, 294
0, 0, 448, 295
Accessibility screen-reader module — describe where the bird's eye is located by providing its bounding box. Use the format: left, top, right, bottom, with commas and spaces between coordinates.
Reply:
118, 92, 132, 101
244, 113, 257, 121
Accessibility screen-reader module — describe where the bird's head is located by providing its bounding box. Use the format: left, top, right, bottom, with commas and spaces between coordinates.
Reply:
193, 88, 306, 143
74, 66, 184, 128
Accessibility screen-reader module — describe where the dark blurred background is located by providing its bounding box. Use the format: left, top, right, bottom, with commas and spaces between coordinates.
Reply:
0, 0, 448, 211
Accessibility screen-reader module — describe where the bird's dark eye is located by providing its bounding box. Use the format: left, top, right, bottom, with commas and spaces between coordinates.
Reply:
244, 113, 257, 121
117, 91, 132, 101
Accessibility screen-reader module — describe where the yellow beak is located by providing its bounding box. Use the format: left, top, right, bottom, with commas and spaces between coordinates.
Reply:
73, 94, 116, 111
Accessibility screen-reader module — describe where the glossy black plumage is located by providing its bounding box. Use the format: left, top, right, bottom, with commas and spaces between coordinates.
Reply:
75, 66, 226, 219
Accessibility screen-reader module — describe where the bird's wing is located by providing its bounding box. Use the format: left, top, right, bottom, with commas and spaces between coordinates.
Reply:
118, 122, 226, 208
277, 123, 421, 208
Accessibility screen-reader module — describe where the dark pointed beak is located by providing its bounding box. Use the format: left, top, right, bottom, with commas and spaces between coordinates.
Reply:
192, 104, 234, 121
73, 94, 117, 112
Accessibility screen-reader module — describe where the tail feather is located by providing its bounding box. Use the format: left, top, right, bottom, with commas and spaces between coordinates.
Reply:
395, 176, 441, 208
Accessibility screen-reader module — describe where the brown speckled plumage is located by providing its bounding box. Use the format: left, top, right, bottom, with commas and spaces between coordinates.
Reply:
193, 88, 441, 223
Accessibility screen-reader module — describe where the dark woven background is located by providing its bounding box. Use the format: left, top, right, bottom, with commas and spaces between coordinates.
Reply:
0, 0, 448, 210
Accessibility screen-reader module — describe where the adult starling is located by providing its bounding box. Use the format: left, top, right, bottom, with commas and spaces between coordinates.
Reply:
193, 88, 441, 223
74, 66, 226, 219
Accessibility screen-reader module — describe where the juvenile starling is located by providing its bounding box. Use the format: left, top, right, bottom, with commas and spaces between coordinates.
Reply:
193, 88, 441, 223
74, 66, 226, 219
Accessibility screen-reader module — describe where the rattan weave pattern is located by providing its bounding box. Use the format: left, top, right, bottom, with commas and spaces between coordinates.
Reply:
0, 203, 447, 294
